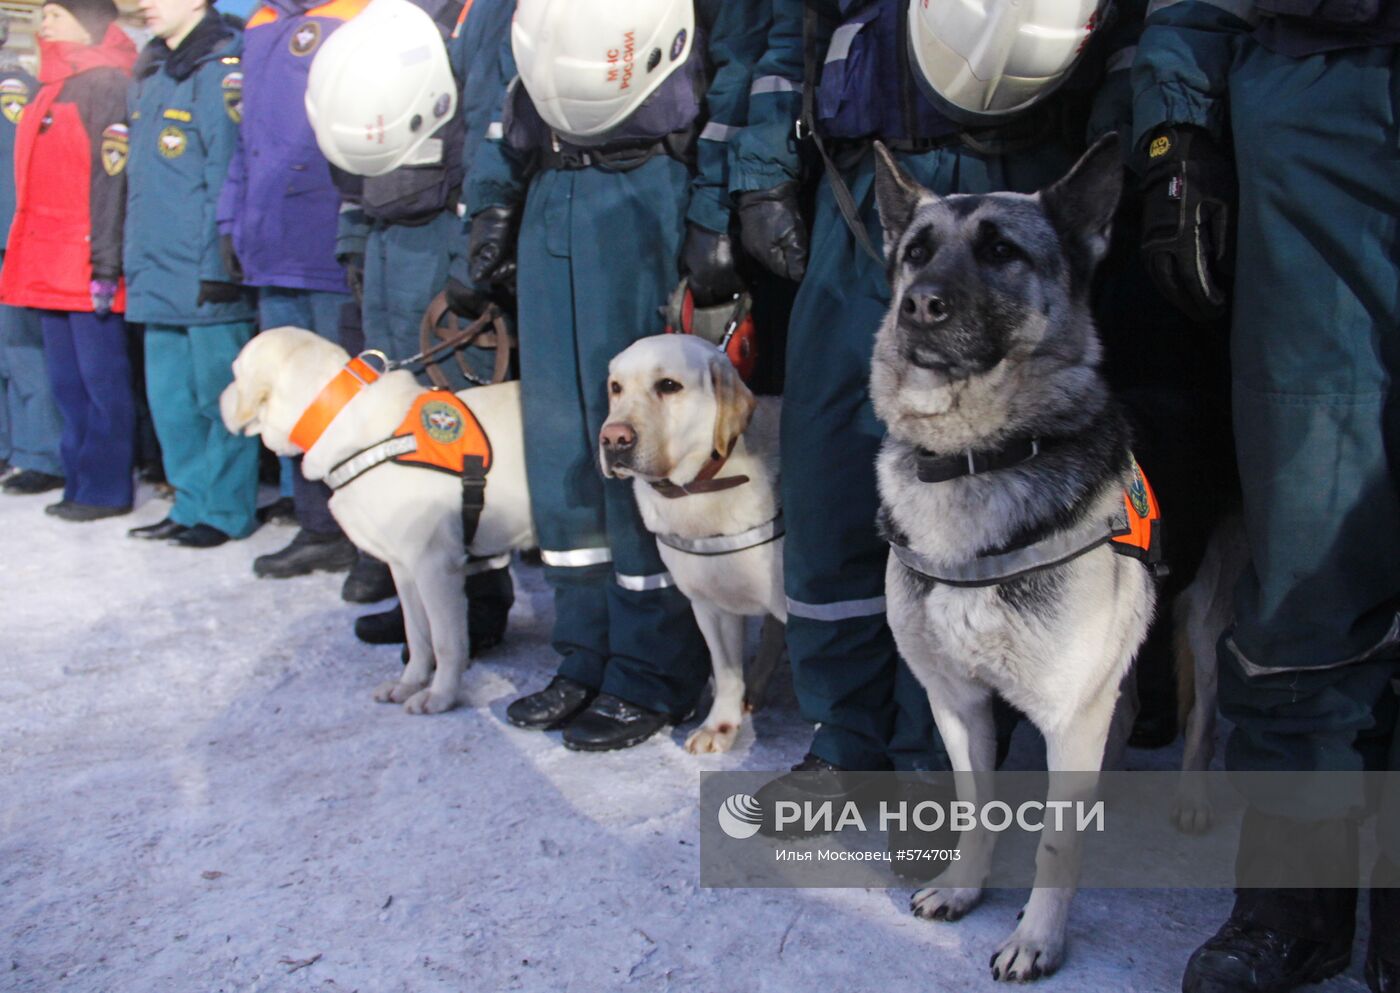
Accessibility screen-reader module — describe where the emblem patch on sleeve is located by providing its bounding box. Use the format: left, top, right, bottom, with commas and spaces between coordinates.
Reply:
222, 71, 243, 123
158, 125, 188, 159
0, 78, 30, 125
100, 123, 129, 176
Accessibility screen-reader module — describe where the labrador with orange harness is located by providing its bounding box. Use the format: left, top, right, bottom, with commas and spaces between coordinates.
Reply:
220, 326, 535, 714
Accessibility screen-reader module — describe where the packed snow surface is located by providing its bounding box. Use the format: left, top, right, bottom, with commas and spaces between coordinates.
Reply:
1, 485, 1375, 992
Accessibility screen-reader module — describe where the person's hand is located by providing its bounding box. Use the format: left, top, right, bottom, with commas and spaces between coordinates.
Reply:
197, 280, 242, 306
444, 277, 491, 319
219, 233, 244, 284
680, 224, 743, 307
468, 205, 519, 288
90, 279, 118, 316
1140, 125, 1235, 322
737, 181, 808, 282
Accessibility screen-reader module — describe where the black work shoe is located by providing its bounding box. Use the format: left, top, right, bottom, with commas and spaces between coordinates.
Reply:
256, 496, 296, 525
129, 517, 189, 540
5, 469, 64, 495
1371, 953, 1400, 993
171, 523, 229, 548
342, 553, 396, 603
506, 676, 596, 731
756, 753, 883, 839
468, 594, 511, 657
561, 693, 668, 751
1369, 885, 1400, 993
887, 775, 960, 881
252, 529, 357, 578
1182, 920, 1352, 993
46, 500, 131, 522
355, 604, 406, 645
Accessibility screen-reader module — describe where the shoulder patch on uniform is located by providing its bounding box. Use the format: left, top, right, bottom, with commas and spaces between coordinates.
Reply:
222, 71, 243, 124
0, 77, 30, 125
101, 123, 129, 175
158, 124, 187, 159
1148, 135, 1171, 159
289, 20, 321, 56
162, 107, 192, 122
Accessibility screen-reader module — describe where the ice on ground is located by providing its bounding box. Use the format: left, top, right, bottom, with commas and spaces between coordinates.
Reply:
0, 485, 1374, 992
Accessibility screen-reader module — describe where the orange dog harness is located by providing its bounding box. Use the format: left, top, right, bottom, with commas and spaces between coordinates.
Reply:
889, 457, 1163, 587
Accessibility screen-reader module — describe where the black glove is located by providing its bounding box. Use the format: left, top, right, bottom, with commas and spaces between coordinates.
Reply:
468, 205, 519, 288
680, 224, 743, 308
736, 181, 808, 282
219, 233, 244, 285
444, 276, 491, 319
1140, 126, 1235, 323
197, 280, 242, 306
340, 252, 365, 305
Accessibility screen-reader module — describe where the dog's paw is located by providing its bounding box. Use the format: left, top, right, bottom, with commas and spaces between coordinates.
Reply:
685, 722, 738, 754
403, 688, 458, 715
989, 921, 1065, 982
1172, 789, 1214, 835
373, 679, 425, 705
910, 885, 983, 923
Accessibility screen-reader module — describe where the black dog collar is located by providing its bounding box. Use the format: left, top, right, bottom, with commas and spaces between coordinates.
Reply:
915, 437, 1042, 483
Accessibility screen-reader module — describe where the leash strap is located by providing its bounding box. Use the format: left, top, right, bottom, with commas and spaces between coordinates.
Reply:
802, 5, 884, 267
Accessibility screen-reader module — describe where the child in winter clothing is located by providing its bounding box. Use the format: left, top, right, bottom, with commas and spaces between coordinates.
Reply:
0, 0, 137, 520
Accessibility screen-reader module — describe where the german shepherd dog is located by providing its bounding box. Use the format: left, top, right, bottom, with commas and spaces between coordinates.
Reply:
871, 135, 1162, 981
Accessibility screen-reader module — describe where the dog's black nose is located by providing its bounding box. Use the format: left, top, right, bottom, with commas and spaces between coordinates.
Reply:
899, 284, 951, 330
600, 422, 636, 452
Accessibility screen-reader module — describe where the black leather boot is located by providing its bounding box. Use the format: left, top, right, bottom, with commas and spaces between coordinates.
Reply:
253, 529, 357, 578
886, 774, 959, 881
354, 604, 405, 645
755, 753, 885, 839
1368, 859, 1400, 993
1183, 886, 1355, 993
506, 676, 596, 730
341, 552, 396, 603
561, 693, 668, 751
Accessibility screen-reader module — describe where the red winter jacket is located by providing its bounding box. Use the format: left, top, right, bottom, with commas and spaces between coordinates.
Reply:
0, 24, 136, 312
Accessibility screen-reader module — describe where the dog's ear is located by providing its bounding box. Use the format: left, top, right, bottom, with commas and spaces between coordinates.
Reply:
1041, 133, 1123, 271
873, 141, 926, 260
710, 353, 756, 461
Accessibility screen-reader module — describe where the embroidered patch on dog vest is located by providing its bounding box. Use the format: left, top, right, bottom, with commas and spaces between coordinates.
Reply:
391, 391, 492, 477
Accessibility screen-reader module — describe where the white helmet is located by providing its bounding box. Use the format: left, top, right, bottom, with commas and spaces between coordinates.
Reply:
511, 0, 695, 140
305, 0, 457, 177
907, 0, 1107, 124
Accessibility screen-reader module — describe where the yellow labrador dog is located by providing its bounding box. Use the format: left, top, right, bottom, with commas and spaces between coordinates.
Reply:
221, 326, 535, 714
599, 335, 785, 754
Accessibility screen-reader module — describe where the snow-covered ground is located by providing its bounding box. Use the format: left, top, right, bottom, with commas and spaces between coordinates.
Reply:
1, 483, 1375, 993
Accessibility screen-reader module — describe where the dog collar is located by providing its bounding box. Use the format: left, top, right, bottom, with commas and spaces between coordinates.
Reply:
656, 513, 784, 556
288, 352, 386, 453
648, 449, 749, 499
915, 436, 1042, 483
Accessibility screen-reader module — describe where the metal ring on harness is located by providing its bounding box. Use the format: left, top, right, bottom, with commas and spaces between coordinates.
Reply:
354, 349, 390, 379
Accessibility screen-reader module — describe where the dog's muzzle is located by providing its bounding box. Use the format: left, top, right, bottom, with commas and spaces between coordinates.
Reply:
599, 421, 637, 477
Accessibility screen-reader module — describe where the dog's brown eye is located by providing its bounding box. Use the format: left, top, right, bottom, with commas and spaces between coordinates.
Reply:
988, 240, 1019, 262
655, 378, 683, 395
609, 380, 622, 396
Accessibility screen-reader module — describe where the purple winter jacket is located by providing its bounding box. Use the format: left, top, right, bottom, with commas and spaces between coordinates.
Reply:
216, 0, 365, 292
